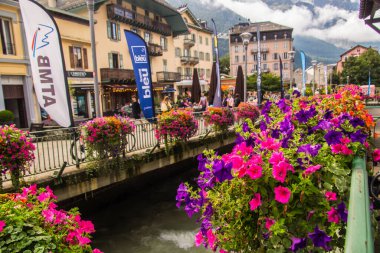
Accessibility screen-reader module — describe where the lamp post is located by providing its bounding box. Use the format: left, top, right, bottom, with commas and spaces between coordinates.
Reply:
311, 59, 317, 95
239, 32, 252, 102
288, 50, 295, 92
87, 0, 101, 117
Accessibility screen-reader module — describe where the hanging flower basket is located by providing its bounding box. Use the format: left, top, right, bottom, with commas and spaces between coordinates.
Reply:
203, 107, 234, 133
236, 102, 260, 123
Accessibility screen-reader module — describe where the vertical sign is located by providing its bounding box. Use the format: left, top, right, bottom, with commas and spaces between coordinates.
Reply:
368, 70, 371, 96
324, 65, 328, 95
279, 56, 284, 99
300, 51, 306, 96
124, 30, 155, 120
211, 19, 222, 107
19, 0, 73, 127
257, 24, 262, 105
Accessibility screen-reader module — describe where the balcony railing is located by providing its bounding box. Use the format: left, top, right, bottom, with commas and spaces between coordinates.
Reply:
107, 4, 172, 36
180, 56, 199, 65
156, 71, 181, 83
148, 43, 163, 57
184, 38, 195, 47
100, 68, 135, 84
251, 47, 269, 53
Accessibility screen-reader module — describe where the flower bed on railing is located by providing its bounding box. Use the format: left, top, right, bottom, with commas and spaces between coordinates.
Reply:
0, 125, 35, 190
0, 185, 102, 252
203, 107, 234, 133
177, 85, 376, 252
80, 116, 135, 158
236, 102, 260, 123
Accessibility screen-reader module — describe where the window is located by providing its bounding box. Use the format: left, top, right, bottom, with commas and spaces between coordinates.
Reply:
192, 34, 196, 42
199, 35, 203, 44
175, 47, 181, 57
235, 46, 238, 53
235, 55, 239, 63
253, 54, 257, 61
107, 21, 120, 40
131, 28, 140, 35
199, 52, 204, 60
263, 35, 266, 41
185, 67, 191, 77
253, 36, 257, 42
163, 59, 168, 72
243, 55, 246, 62
194, 50, 198, 58
69, 46, 88, 69
184, 48, 189, 57
205, 38, 209, 45
274, 43, 278, 49
284, 42, 288, 49
274, 63, 279, 70
273, 53, 278, 60
177, 67, 182, 75
144, 32, 151, 43
108, 53, 123, 69
274, 34, 277, 40
263, 63, 268, 70
283, 52, 288, 59
262, 53, 267, 61
0, 17, 15, 55
205, 53, 210, 61
284, 33, 287, 39
206, 69, 211, 78
284, 63, 289, 70
160, 37, 167, 51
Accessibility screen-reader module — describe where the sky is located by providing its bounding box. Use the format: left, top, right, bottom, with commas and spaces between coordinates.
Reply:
200, 0, 380, 47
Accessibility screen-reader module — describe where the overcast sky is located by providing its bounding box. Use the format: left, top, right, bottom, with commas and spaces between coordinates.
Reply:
202, 0, 380, 46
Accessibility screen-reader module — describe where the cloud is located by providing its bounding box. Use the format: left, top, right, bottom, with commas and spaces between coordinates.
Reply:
209, 0, 380, 46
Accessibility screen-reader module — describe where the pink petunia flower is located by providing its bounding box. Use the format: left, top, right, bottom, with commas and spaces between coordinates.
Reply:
249, 193, 262, 211
0, 220, 5, 232
272, 162, 288, 183
274, 186, 291, 204
220, 249, 228, 253
261, 138, 281, 151
93, 249, 103, 253
269, 152, 285, 166
229, 155, 244, 171
327, 207, 340, 224
374, 149, 380, 162
325, 191, 337, 201
265, 218, 275, 231
207, 229, 216, 249
303, 164, 322, 177
246, 163, 263, 180
195, 231, 204, 247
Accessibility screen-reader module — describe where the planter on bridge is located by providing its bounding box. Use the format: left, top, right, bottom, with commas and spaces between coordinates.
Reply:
203, 107, 234, 133
235, 102, 260, 124
177, 85, 377, 252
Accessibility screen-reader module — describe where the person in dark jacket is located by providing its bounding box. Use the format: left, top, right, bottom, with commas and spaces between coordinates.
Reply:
234, 93, 241, 107
131, 96, 141, 119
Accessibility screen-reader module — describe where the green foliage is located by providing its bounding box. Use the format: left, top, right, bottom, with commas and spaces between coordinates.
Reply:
247, 72, 281, 92
0, 110, 14, 124
305, 87, 313, 96
342, 48, 380, 86
219, 54, 230, 75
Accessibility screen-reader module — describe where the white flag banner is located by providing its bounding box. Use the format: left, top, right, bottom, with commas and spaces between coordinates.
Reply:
19, 0, 72, 127
324, 65, 328, 95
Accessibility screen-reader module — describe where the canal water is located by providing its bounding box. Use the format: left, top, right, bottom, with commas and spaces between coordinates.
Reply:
88, 167, 210, 253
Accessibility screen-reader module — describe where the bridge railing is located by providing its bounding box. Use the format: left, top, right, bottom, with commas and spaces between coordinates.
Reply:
344, 156, 374, 253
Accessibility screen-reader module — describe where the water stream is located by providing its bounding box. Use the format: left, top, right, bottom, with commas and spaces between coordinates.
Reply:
89, 168, 210, 253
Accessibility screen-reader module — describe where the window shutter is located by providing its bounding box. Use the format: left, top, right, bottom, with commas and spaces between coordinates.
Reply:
69, 46, 74, 68
108, 53, 113, 68
107, 20, 111, 39
83, 48, 88, 69
117, 23, 121, 41
119, 54, 123, 69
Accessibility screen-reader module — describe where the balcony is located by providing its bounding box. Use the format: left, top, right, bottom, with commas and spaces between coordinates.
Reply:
100, 68, 135, 84
251, 47, 269, 53
156, 71, 181, 83
183, 38, 195, 47
180, 56, 199, 65
107, 4, 172, 36
148, 43, 163, 57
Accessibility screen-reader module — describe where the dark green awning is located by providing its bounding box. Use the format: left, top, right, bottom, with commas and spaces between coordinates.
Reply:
125, 0, 188, 36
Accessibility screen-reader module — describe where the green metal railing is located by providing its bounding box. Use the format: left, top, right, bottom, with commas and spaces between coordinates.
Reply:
344, 156, 374, 253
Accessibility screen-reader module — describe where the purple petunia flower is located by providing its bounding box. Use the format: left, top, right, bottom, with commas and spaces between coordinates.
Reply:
350, 130, 367, 144
295, 107, 316, 124
213, 160, 233, 182
176, 183, 189, 208
350, 117, 365, 128
197, 154, 208, 172
337, 202, 348, 223
260, 121, 267, 131
308, 226, 332, 251
261, 101, 272, 115
242, 122, 250, 133
197, 169, 215, 189
289, 237, 307, 252
312, 120, 332, 131
272, 129, 280, 139
263, 232, 270, 240
235, 134, 244, 145
324, 110, 333, 120
324, 130, 343, 145
277, 99, 291, 113
280, 117, 293, 134
298, 144, 322, 157
293, 90, 301, 97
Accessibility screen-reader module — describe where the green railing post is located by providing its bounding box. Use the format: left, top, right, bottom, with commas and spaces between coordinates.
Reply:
344, 156, 374, 253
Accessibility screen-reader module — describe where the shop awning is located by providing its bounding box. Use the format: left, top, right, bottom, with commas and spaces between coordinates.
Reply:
174, 80, 209, 86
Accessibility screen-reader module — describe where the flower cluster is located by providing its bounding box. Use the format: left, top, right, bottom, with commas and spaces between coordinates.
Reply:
235, 102, 260, 123
0, 185, 102, 253
203, 107, 234, 132
80, 116, 135, 157
177, 86, 375, 252
155, 109, 198, 142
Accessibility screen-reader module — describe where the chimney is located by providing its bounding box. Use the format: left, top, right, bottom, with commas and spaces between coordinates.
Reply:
48, 0, 57, 8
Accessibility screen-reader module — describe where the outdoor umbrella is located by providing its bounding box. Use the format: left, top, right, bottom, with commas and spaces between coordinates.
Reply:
235, 65, 245, 100
191, 68, 201, 104
208, 62, 217, 104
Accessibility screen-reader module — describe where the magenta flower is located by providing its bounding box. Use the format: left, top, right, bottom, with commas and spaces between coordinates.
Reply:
265, 218, 275, 230
246, 163, 263, 180
207, 229, 216, 249
327, 207, 340, 224
195, 231, 204, 247
325, 191, 337, 201
249, 193, 262, 211
303, 164, 322, 177
274, 186, 291, 204
93, 249, 103, 253
272, 162, 289, 183
374, 149, 380, 162
261, 138, 281, 151
269, 152, 285, 166
229, 155, 244, 171
0, 220, 5, 232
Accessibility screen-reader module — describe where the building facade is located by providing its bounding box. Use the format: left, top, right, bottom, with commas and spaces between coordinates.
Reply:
229, 21, 293, 82
336, 45, 368, 73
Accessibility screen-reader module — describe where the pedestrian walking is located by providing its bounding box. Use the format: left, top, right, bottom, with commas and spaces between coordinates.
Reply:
131, 96, 141, 119
198, 92, 208, 111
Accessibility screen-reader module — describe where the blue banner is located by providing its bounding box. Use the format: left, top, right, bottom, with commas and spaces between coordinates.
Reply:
211, 19, 222, 107
124, 30, 155, 120
368, 70, 371, 96
279, 56, 284, 99
300, 51, 306, 96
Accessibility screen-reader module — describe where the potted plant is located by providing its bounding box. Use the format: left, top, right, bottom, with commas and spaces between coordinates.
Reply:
0, 110, 14, 125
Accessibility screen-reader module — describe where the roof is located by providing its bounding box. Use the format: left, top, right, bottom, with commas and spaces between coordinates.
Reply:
230, 21, 293, 34
177, 5, 213, 34
359, 0, 375, 19
38, 0, 188, 36
340, 45, 369, 58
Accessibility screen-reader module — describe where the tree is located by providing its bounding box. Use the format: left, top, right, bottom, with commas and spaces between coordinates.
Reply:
341, 48, 380, 86
219, 54, 230, 75
246, 72, 281, 92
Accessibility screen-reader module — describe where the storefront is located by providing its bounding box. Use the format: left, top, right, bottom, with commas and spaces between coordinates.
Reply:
173, 79, 209, 102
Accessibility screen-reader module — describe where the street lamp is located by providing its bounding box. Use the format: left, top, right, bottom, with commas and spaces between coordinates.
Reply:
240, 32, 252, 102
87, 0, 101, 117
288, 50, 295, 92
311, 59, 317, 95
